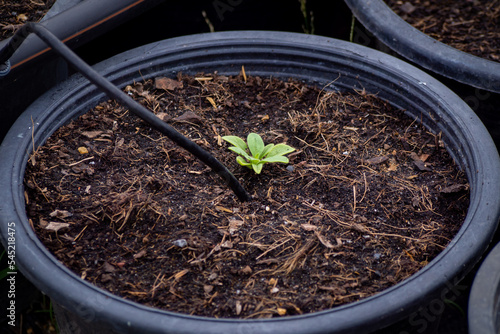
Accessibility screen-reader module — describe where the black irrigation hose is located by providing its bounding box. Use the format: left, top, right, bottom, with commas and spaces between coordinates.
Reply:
0, 23, 251, 202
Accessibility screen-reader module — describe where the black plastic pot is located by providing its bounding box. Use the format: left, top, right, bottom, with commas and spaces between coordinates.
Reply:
0, 0, 164, 141
0, 31, 499, 334
42, 0, 83, 21
469, 242, 500, 334
344, 0, 500, 93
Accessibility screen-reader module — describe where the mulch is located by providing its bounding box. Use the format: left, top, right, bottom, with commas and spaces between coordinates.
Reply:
24, 72, 469, 319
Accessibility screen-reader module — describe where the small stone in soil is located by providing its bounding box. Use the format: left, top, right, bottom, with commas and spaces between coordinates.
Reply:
173, 239, 188, 248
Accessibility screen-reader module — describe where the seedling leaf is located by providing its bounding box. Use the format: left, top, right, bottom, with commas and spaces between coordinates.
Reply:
261, 155, 289, 164
247, 133, 265, 158
223, 133, 295, 174
222, 136, 248, 151
252, 162, 264, 174
228, 146, 251, 160
260, 143, 275, 158
267, 143, 295, 157
236, 156, 252, 167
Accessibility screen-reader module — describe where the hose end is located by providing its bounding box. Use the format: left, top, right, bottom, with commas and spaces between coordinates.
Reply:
0, 60, 11, 77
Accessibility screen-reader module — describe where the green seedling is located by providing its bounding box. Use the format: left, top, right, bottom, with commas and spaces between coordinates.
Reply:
222, 133, 295, 174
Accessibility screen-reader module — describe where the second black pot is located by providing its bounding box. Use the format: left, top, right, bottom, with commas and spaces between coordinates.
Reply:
344, 0, 500, 93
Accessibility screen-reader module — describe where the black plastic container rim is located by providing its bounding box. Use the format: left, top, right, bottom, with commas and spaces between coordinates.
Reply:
41, 0, 84, 22
1, 31, 499, 334
469, 242, 500, 334
0, 0, 164, 72
344, 0, 500, 93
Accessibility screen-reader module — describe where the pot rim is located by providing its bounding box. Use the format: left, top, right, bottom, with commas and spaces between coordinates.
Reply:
344, 0, 500, 93
469, 241, 500, 334
1, 31, 499, 334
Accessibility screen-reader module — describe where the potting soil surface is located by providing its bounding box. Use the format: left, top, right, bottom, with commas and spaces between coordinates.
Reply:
386, 0, 500, 62
25, 73, 469, 319
0, 0, 56, 41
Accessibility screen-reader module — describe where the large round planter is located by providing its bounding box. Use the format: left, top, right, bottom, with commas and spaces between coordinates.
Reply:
344, 0, 500, 94
469, 242, 500, 334
0, 31, 499, 334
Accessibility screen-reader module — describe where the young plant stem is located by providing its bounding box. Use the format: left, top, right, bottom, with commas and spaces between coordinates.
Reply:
0, 22, 250, 202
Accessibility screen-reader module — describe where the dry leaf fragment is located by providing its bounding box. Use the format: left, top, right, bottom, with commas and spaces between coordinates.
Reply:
410, 152, 431, 171
387, 159, 398, 171
45, 222, 70, 232
400, 1, 416, 14
228, 219, 244, 235
81, 131, 103, 139
419, 154, 430, 162
413, 160, 431, 171
300, 223, 318, 231
221, 240, 233, 248
133, 249, 147, 259
103, 262, 116, 273
441, 184, 468, 193
49, 209, 73, 219
156, 112, 172, 122
173, 111, 203, 124
154, 77, 183, 91
364, 155, 389, 165
101, 274, 113, 283
314, 231, 335, 248
39, 219, 48, 228
115, 137, 125, 147
241, 266, 252, 274
204, 285, 214, 294
352, 223, 371, 234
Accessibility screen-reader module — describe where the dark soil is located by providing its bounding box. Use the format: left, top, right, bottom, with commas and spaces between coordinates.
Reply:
386, 0, 500, 62
0, 0, 56, 41
24, 73, 469, 319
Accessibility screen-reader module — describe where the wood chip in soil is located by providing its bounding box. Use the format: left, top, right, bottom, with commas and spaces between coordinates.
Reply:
25, 72, 469, 319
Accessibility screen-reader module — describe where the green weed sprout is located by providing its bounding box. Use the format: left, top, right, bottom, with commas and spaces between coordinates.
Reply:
222, 133, 295, 174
